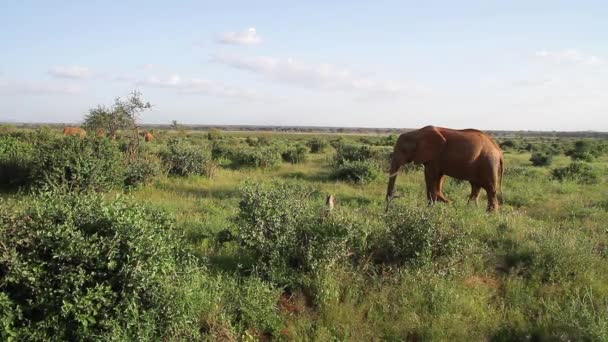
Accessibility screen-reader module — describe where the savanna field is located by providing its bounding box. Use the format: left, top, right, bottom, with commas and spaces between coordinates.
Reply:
1, 124, 608, 341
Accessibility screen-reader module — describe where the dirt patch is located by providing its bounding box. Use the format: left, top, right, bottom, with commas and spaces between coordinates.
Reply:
464, 275, 500, 289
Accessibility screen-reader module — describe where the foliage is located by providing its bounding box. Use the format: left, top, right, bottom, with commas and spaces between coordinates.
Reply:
552, 162, 600, 184
331, 160, 380, 183
232, 147, 282, 169
566, 140, 601, 162
281, 144, 309, 164
160, 139, 215, 177
0, 192, 196, 340
0, 136, 35, 189
207, 128, 223, 141
236, 182, 363, 286
335, 143, 374, 165
124, 154, 165, 188
32, 136, 124, 192
306, 137, 329, 153
529, 152, 553, 166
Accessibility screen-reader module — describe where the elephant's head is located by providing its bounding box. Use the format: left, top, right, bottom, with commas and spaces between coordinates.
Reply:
385, 126, 447, 203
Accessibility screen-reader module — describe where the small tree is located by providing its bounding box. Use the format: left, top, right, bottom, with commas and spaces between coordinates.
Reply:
171, 120, 180, 130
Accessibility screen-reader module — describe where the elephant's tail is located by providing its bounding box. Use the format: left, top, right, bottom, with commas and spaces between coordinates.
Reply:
498, 156, 504, 205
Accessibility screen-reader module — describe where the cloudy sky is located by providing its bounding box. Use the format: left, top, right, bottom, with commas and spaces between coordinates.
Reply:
1, 0, 607, 130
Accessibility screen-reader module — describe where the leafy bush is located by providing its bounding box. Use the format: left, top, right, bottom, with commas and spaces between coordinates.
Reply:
335, 143, 374, 164
552, 162, 600, 185
530, 152, 553, 166
566, 140, 600, 162
331, 160, 379, 183
32, 136, 123, 192
207, 128, 223, 141
0, 136, 35, 189
236, 182, 362, 286
371, 205, 467, 266
161, 139, 215, 177
123, 154, 165, 187
281, 144, 308, 164
306, 138, 329, 153
232, 148, 282, 169
0, 192, 195, 340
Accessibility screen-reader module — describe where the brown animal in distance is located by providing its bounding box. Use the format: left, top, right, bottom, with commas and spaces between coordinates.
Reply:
63, 126, 87, 138
386, 125, 504, 212
144, 132, 154, 142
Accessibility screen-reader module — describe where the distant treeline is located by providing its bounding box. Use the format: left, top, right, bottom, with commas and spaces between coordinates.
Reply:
3, 122, 608, 138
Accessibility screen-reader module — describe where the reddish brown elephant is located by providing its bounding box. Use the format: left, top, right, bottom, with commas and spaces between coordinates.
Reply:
62, 126, 87, 138
144, 132, 154, 142
386, 126, 504, 212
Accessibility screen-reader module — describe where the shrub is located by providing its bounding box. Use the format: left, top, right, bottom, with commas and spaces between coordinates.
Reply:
123, 154, 165, 188
0, 136, 35, 189
552, 162, 600, 185
0, 192, 195, 340
335, 144, 374, 164
32, 136, 123, 192
281, 144, 308, 164
306, 138, 329, 153
236, 182, 362, 286
530, 152, 553, 166
371, 205, 467, 266
331, 160, 379, 183
161, 139, 214, 177
566, 140, 599, 162
232, 148, 282, 169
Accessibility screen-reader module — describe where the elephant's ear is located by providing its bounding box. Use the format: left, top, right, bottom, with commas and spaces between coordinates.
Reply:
413, 127, 447, 164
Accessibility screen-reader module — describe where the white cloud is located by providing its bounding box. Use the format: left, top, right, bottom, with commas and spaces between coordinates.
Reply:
218, 27, 262, 46
0, 79, 82, 95
136, 74, 259, 99
49, 65, 93, 79
535, 49, 602, 66
212, 54, 415, 96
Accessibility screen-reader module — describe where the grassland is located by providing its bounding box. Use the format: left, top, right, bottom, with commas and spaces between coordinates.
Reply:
1, 127, 608, 340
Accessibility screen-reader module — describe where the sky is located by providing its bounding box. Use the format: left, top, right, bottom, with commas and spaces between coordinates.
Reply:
1, 0, 607, 131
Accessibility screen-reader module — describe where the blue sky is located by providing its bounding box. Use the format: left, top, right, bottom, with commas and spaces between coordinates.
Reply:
1, 0, 607, 130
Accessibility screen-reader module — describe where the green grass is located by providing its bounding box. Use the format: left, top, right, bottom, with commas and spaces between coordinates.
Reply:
2, 129, 608, 340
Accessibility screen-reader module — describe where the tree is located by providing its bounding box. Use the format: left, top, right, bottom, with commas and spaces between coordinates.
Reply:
83, 91, 151, 140
171, 120, 180, 130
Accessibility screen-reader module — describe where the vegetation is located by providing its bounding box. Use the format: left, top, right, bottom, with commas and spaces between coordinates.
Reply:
1, 122, 608, 340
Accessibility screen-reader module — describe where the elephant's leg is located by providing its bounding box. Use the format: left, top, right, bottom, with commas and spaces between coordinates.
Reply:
468, 183, 481, 205
424, 167, 439, 203
436, 175, 450, 203
483, 185, 499, 212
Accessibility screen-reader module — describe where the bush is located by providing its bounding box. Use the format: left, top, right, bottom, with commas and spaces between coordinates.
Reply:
306, 138, 329, 153
566, 140, 600, 162
371, 205, 467, 266
236, 182, 362, 286
32, 136, 123, 192
552, 162, 600, 185
123, 154, 165, 187
281, 144, 308, 164
232, 148, 282, 169
0, 192, 195, 340
161, 139, 215, 177
335, 144, 374, 164
331, 160, 379, 183
0, 136, 35, 189
530, 152, 553, 166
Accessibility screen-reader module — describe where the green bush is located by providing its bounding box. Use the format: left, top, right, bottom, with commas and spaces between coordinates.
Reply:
32, 136, 123, 192
232, 148, 282, 169
281, 144, 308, 164
306, 138, 329, 153
0, 192, 196, 340
331, 160, 380, 183
530, 152, 553, 166
552, 162, 600, 185
335, 143, 374, 164
0, 136, 35, 189
566, 140, 600, 162
236, 182, 362, 286
124, 154, 165, 188
371, 205, 467, 266
161, 139, 215, 177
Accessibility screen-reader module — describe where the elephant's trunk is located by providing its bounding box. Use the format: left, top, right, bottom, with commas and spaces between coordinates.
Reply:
386, 174, 397, 202
385, 153, 403, 208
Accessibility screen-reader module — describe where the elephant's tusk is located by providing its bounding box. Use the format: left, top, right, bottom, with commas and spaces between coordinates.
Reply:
388, 171, 399, 178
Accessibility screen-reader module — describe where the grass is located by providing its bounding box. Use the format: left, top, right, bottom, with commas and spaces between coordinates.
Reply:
2, 129, 608, 340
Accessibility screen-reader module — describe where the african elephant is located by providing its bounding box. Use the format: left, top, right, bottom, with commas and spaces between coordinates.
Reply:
386, 126, 503, 212
62, 126, 87, 138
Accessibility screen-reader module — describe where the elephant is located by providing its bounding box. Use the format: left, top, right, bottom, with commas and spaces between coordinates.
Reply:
62, 126, 87, 138
386, 126, 503, 212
